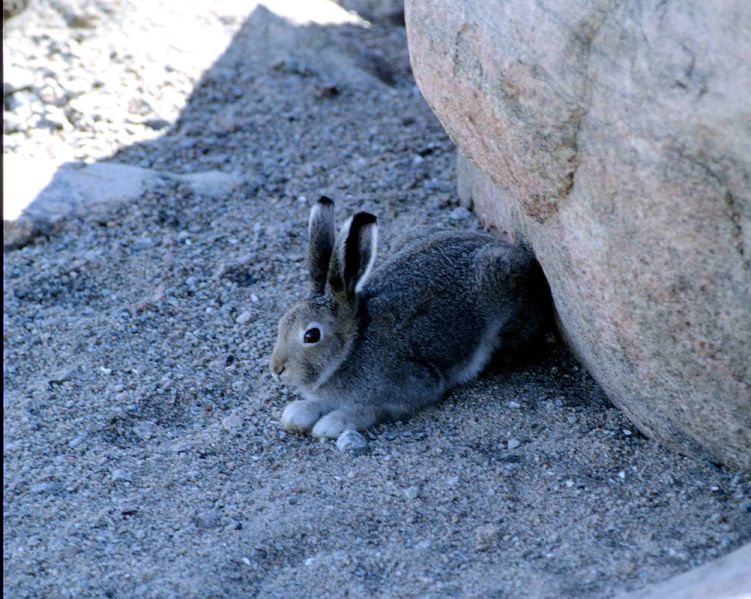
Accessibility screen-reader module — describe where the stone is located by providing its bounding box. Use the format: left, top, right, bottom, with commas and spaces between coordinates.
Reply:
406, 0, 751, 470
178, 170, 241, 199
110, 469, 133, 483
3, 158, 241, 249
30, 481, 64, 494
336, 429, 369, 454
3, 65, 35, 96
474, 524, 500, 551
235, 311, 255, 325
448, 206, 471, 221
222, 413, 243, 432
617, 542, 751, 599
507, 438, 521, 450
133, 421, 155, 441
143, 117, 170, 130
193, 510, 222, 530
403, 486, 420, 500
67, 434, 86, 448
119, 504, 139, 516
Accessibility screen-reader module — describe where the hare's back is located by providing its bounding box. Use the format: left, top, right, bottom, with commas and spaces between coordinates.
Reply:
357, 232, 502, 368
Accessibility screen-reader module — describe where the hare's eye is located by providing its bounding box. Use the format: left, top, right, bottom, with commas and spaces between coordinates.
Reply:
303, 327, 321, 344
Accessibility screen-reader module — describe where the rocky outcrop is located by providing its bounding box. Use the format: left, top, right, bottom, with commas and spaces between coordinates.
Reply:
3, 159, 241, 249
406, 0, 751, 469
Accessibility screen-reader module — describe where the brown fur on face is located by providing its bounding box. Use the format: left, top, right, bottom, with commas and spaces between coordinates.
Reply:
269, 296, 355, 390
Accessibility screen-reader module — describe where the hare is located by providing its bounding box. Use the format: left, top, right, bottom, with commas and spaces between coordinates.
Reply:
269, 196, 550, 439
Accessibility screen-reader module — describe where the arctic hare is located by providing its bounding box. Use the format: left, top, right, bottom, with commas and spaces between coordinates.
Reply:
270, 196, 550, 439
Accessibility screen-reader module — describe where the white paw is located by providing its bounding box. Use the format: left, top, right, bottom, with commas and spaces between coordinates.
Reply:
281, 400, 324, 433
311, 411, 352, 439
312, 409, 379, 439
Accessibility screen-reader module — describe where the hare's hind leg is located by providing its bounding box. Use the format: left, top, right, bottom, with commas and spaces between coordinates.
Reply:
475, 242, 552, 350
475, 243, 537, 296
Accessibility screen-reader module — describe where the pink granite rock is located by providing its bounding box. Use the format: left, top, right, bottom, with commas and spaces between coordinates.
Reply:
407, 0, 751, 469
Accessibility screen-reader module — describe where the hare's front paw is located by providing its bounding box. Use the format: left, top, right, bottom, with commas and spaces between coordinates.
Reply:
281, 399, 326, 433
311, 409, 377, 439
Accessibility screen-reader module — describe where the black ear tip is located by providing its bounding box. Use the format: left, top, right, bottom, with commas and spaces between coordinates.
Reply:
318, 195, 334, 207
352, 212, 377, 227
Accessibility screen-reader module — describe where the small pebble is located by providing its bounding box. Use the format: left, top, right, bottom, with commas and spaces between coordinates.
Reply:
144, 117, 170, 130
111, 469, 133, 483
336, 430, 368, 455
449, 207, 471, 221
507, 438, 521, 450
193, 510, 222, 529
475, 525, 500, 551
120, 504, 139, 516
222, 414, 243, 432
235, 311, 254, 325
171, 440, 196, 453
133, 422, 155, 441
31, 481, 64, 494
403, 486, 420, 500
133, 236, 156, 250
67, 434, 86, 448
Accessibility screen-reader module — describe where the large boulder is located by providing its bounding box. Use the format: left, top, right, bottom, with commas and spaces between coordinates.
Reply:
406, 0, 751, 469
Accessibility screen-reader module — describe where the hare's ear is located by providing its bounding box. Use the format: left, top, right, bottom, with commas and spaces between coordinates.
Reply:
308, 196, 336, 295
328, 211, 378, 302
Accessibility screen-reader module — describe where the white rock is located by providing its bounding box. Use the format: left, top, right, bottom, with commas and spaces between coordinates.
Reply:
336, 429, 369, 454
235, 311, 254, 325
222, 414, 243, 432
403, 486, 420, 500
3, 159, 241, 248
110, 469, 133, 483
448, 206, 471, 221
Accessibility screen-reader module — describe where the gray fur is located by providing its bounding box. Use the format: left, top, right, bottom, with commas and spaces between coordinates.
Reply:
270, 198, 551, 439
307, 196, 336, 295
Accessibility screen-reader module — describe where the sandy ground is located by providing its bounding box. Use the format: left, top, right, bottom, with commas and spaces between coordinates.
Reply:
4, 1, 750, 597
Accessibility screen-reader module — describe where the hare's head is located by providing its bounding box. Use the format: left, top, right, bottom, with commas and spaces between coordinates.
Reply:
269, 197, 377, 390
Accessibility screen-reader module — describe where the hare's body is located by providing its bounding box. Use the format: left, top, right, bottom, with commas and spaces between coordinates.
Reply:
270, 198, 550, 439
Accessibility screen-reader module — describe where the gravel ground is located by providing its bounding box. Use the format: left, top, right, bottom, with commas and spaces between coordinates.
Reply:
4, 2, 750, 597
